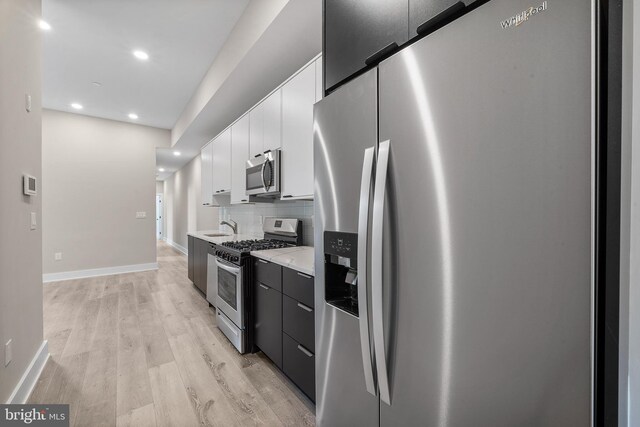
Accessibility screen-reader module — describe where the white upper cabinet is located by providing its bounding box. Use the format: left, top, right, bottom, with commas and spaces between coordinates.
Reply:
315, 56, 323, 103
201, 141, 213, 206
281, 62, 316, 199
262, 89, 282, 153
212, 128, 231, 194
249, 102, 264, 158
231, 114, 250, 204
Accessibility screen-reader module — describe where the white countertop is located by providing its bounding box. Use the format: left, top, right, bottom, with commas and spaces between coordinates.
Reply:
251, 246, 315, 276
187, 230, 262, 245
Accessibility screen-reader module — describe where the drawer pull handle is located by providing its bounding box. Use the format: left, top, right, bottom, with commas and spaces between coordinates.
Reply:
297, 302, 313, 312
258, 259, 268, 264
259, 284, 269, 291
297, 272, 312, 279
297, 344, 314, 357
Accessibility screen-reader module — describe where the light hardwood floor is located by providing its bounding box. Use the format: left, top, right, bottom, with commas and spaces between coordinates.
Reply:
29, 242, 315, 427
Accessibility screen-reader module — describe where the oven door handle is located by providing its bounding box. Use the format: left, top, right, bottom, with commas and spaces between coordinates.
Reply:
215, 258, 240, 275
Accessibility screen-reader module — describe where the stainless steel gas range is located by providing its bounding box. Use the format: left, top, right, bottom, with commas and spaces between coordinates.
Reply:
213, 218, 302, 353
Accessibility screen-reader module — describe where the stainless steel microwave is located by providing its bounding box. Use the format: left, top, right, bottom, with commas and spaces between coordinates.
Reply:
246, 149, 281, 197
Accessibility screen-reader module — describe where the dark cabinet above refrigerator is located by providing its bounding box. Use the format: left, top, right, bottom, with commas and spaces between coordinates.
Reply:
324, 0, 408, 93
323, 0, 472, 94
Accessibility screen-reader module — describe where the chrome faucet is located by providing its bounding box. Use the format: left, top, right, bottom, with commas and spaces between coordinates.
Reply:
220, 219, 238, 234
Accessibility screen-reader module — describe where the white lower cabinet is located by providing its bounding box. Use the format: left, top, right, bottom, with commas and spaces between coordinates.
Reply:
201, 141, 213, 206
212, 128, 231, 194
281, 61, 316, 199
231, 114, 250, 204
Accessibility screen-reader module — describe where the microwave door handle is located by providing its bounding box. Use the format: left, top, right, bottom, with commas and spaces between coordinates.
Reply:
358, 146, 377, 397
372, 139, 391, 405
261, 161, 268, 192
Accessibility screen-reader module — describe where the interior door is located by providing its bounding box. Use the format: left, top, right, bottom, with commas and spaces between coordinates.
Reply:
314, 69, 380, 427
377, 0, 593, 425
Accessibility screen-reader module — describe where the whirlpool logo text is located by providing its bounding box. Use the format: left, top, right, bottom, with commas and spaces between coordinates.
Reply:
501, 1, 548, 29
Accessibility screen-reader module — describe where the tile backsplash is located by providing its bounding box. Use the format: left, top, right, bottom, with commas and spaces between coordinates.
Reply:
218, 200, 314, 246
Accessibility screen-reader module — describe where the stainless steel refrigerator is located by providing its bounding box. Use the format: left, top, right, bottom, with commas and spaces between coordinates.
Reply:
313, 0, 595, 425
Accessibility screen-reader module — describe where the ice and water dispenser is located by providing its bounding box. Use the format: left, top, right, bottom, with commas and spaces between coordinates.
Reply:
324, 231, 360, 316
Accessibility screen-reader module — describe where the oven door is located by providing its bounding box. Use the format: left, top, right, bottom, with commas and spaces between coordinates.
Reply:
246, 151, 280, 196
215, 258, 244, 328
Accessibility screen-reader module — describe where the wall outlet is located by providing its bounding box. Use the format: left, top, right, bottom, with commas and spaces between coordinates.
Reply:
136, 211, 147, 219
54, 252, 63, 261
5, 339, 12, 366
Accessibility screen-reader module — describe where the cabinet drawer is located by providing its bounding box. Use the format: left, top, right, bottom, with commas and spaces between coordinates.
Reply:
283, 294, 315, 352
282, 268, 314, 307
254, 282, 282, 368
282, 333, 315, 401
254, 258, 282, 291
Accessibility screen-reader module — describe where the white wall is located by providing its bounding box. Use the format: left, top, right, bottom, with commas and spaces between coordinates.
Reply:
0, 0, 44, 403
163, 155, 218, 252
621, 1, 640, 425
42, 110, 170, 275
626, 1, 640, 424
156, 181, 164, 194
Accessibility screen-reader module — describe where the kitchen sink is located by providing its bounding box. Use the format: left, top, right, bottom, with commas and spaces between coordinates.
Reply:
204, 233, 230, 237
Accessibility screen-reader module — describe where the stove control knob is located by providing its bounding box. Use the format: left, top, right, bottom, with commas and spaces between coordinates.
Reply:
232, 256, 239, 263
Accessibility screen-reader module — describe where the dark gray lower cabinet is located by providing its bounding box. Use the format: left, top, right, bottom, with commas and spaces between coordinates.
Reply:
282, 333, 316, 401
188, 237, 209, 296
252, 258, 316, 402
254, 281, 283, 368
282, 295, 315, 352
188, 236, 195, 282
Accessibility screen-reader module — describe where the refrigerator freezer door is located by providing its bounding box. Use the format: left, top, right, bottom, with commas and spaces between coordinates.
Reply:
378, 0, 594, 426
314, 69, 380, 427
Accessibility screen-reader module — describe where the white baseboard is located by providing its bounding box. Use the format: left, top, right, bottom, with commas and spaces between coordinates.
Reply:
6, 340, 49, 404
43, 262, 158, 283
165, 239, 188, 255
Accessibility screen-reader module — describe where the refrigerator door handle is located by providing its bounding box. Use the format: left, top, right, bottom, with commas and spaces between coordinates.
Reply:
358, 146, 377, 396
372, 139, 391, 405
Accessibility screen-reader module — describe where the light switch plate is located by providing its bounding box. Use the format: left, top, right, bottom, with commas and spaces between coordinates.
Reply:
25, 94, 31, 112
5, 339, 12, 366
30, 212, 37, 230
54, 252, 63, 261
136, 211, 147, 219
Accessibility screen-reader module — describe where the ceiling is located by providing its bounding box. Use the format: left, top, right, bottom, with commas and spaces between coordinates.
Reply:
42, 0, 249, 129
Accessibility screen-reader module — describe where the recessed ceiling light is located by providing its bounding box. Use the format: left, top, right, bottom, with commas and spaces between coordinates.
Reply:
38, 20, 51, 31
92, 81, 102, 87
158, 168, 165, 172
71, 103, 83, 110
133, 50, 149, 61
173, 151, 181, 156
128, 113, 139, 120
